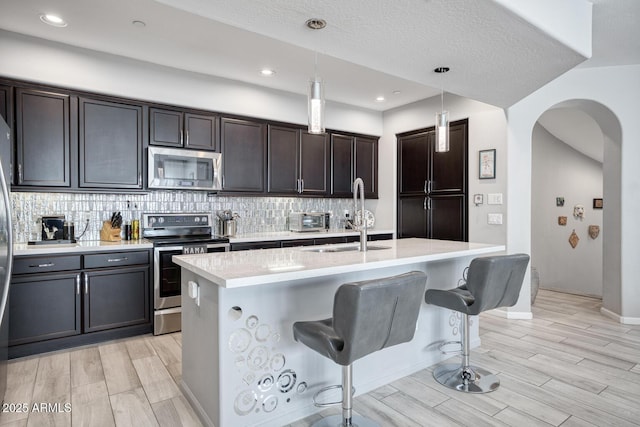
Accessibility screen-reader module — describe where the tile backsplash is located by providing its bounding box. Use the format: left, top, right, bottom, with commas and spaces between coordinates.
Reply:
10, 191, 355, 243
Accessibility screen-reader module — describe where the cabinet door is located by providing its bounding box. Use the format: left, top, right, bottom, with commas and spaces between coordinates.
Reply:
427, 195, 467, 241
150, 108, 183, 147
398, 131, 429, 195
79, 97, 143, 189
267, 125, 299, 194
185, 113, 218, 151
299, 131, 328, 195
397, 196, 428, 238
430, 122, 467, 194
83, 266, 150, 333
355, 136, 378, 198
0, 84, 10, 125
9, 273, 81, 345
221, 117, 265, 192
15, 88, 71, 187
330, 134, 353, 196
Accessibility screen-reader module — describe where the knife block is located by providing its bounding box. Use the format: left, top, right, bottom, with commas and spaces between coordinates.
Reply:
100, 221, 122, 242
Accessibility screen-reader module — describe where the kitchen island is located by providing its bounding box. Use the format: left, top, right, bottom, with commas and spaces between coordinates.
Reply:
173, 238, 505, 427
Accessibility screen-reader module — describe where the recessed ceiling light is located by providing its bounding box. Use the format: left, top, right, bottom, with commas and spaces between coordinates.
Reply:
392, 90, 402, 95
375, 96, 385, 102
260, 69, 276, 76
39, 14, 67, 27
132, 20, 146, 28
305, 18, 327, 30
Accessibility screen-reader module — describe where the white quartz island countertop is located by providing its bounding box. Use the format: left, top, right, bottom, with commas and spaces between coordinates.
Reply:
173, 238, 505, 289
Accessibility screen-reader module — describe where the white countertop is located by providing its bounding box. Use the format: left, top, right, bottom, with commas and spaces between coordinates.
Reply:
228, 229, 394, 243
13, 239, 153, 256
173, 238, 505, 289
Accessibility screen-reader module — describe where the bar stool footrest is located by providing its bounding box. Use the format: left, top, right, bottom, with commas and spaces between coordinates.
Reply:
313, 384, 356, 407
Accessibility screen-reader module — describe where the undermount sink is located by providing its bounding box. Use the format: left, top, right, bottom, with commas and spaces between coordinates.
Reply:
304, 245, 391, 253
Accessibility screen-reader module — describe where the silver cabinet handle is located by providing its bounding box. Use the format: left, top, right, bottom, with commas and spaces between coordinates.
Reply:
423, 180, 428, 193
300, 179, 304, 193
138, 173, 142, 187
180, 130, 184, 145
29, 262, 54, 268
107, 257, 128, 263
84, 273, 89, 295
185, 130, 189, 145
18, 164, 23, 184
427, 197, 432, 210
428, 180, 432, 193
423, 197, 427, 210
76, 274, 80, 295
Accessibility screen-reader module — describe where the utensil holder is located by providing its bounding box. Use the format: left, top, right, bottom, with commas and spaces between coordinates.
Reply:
100, 221, 122, 242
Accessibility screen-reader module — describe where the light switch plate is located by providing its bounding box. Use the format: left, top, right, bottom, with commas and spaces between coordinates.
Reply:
488, 193, 503, 205
488, 213, 503, 225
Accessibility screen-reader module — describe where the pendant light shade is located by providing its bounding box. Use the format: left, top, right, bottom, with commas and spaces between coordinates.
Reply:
435, 110, 449, 152
308, 78, 325, 134
434, 67, 450, 153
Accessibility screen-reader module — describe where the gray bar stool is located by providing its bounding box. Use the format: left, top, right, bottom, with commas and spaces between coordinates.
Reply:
293, 271, 427, 427
425, 254, 529, 393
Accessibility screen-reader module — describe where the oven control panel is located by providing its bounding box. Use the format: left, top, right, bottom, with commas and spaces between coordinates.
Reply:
142, 213, 213, 238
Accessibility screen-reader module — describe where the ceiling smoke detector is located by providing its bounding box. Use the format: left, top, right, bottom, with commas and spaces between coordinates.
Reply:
305, 18, 327, 30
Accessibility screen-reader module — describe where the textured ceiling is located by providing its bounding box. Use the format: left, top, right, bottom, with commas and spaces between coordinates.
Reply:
0, 0, 637, 111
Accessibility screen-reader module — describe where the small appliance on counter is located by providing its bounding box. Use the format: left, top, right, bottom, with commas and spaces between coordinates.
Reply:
216, 210, 238, 237
289, 212, 330, 232
28, 216, 77, 245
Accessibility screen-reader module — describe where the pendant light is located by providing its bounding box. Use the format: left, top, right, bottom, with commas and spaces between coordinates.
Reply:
306, 18, 327, 134
434, 67, 450, 153
308, 52, 325, 134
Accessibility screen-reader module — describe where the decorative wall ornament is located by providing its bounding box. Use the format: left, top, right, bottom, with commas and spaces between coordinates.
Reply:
556, 197, 565, 207
569, 229, 580, 248
573, 204, 585, 220
593, 198, 603, 209
589, 225, 600, 239
558, 216, 567, 226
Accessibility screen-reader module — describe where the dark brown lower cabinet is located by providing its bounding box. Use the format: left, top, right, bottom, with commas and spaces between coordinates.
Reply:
83, 266, 149, 333
9, 273, 81, 346
398, 195, 466, 241
9, 250, 151, 358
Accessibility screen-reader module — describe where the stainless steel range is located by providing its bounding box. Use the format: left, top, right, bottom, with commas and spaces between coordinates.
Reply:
142, 213, 229, 335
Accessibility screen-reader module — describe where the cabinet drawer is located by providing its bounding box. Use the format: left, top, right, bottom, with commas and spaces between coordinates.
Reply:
83, 250, 149, 269
13, 255, 81, 275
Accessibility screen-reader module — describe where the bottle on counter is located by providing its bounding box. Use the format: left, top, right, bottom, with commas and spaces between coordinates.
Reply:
124, 221, 132, 241
132, 218, 140, 240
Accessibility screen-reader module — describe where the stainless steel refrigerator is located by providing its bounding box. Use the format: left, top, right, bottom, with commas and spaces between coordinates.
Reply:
0, 116, 12, 402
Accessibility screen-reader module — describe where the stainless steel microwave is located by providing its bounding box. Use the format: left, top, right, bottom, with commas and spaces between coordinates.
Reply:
289, 212, 330, 232
148, 146, 221, 191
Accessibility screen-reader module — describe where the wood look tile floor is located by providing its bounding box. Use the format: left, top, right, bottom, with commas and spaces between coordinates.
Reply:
2, 289, 639, 427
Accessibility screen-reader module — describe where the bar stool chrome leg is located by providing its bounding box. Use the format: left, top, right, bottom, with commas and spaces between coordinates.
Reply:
432, 313, 499, 393
311, 365, 380, 427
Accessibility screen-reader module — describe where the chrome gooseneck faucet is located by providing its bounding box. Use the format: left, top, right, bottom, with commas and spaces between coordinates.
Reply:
351, 177, 367, 252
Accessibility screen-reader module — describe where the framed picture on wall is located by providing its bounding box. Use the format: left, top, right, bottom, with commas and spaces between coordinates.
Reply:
593, 198, 603, 209
479, 149, 496, 179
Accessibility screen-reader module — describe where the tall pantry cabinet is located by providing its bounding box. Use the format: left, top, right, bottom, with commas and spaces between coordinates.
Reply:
397, 119, 468, 241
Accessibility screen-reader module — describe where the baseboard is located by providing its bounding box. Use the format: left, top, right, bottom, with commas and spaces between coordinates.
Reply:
600, 307, 640, 325
489, 308, 533, 320
180, 381, 215, 427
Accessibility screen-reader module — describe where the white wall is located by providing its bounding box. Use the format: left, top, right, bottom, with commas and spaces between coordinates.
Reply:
507, 65, 640, 323
378, 95, 508, 245
0, 30, 382, 136
531, 124, 603, 297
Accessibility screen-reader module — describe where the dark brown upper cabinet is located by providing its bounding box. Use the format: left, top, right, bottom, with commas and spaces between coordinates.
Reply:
150, 107, 218, 151
79, 97, 143, 189
267, 125, 329, 196
267, 125, 299, 194
397, 119, 468, 241
355, 136, 378, 198
299, 131, 329, 195
0, 85, 10, 125
330, 133, 354, 197
221, 117, 266, 193
15, 87, 73, 188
